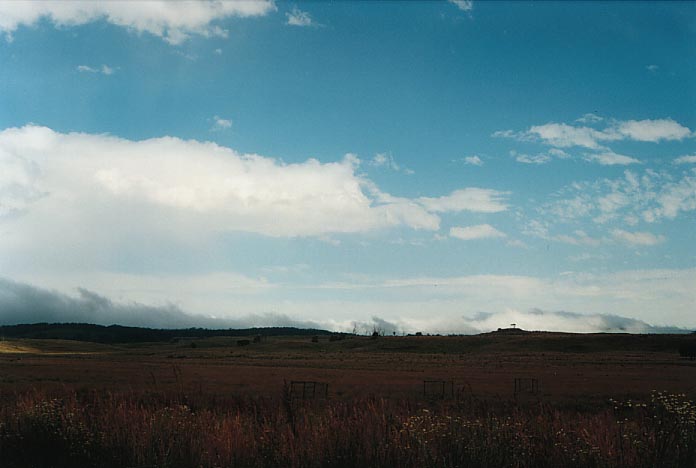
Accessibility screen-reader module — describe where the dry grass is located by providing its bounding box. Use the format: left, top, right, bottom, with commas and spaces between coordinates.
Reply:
1, 334, 695, 466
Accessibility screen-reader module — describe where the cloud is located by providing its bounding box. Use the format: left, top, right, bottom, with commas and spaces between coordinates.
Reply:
646, 64, 659, 73
576, 113, 603, 124
615, 119, 692, 142
3, 267, 695, 333
455, 308, 686, 334
210, 115, 232, 131
305, 268, 696, 331
612, 229, 665, 246
675, 154, 696, 165
450, 224, 506, 240
370, 152, 409, 172
418, 188, 509, 213
539, 168, 696, 226
511, 150, 552, 165
462, 155, 483, 166
0, 0, 276, 44
448, 0, 474, 11
77, 64, 115, 75
0, 125, 464, 240
495, 117, 692, 150
285, 6, 319, 27
0, 277, 318, 329
584, 151, 640, 166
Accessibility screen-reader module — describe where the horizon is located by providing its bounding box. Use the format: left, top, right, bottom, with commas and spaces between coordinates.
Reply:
1, 1, 695, 335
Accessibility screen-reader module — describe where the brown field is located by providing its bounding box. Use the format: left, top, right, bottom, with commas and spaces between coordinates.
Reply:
1, 332, 695, 467
1, 332, 694, 403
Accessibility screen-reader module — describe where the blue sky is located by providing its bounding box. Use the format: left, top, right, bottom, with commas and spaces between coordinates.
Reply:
0, 1, 695, 333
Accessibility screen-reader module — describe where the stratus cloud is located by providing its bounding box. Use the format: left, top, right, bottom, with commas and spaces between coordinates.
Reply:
0, 277, 318, 329
450, 224, 506, 240
3, 267, 694, 332
0, 0, 276, 44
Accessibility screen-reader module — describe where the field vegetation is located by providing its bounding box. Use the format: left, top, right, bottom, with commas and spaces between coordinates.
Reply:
0, 329, 695, 467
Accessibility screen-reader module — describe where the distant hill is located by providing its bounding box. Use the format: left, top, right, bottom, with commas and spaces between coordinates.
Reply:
0, 323, 334, 344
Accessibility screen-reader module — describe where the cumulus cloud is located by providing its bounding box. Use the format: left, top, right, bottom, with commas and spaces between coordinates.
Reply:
0, 0, 276, 44
285, 6, 319, 27
616, 119, 691, 142
210, 115, 232, 131
450, 224, 506, 240
0, 125, 460, 239
448, 0, 473, 11
674, 154, 696, 165
462, 155, 483, 166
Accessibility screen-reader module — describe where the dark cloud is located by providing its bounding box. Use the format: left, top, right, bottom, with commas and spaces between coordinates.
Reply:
0, 278, 320, 330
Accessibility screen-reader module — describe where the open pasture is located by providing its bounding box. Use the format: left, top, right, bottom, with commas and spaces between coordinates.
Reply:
1, 332, 695, 467
1, 332, 694, 404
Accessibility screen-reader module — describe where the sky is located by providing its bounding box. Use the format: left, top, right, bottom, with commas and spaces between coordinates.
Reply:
0, 1, 695, 334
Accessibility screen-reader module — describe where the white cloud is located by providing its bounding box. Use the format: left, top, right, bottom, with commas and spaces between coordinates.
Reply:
0, 125, 461, 242
495, 117, 692, 150
612, 229, 665, 246
462, 155, 483, 166
418, 188, 509, 213
302, 268, 696, 330
210, 115, 232, 131
511, 150, 552, 164
527, 123, 614, 149
0, 0, 276, 44
370, 152, 403, 172
615, 119, 691, 142
448, 0, 474, 11
537, 169, 696, 232
450, 224, 506, 240
285, 6, 318, 27
675, 154, 696, 165
646, 64, 659, 73
576, 113, 603, 124
584, 151, 640, 166
77, 64, 115, 75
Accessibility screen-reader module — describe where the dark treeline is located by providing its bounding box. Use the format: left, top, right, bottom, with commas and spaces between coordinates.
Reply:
0, 323, 334, 344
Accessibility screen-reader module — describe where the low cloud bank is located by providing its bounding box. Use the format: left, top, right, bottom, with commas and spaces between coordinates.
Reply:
391, 309, 690, 335
2, 278, 690, 335
0, 278, 319, 330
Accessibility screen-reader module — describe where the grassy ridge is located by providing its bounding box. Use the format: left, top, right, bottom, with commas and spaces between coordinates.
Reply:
0, 323, 334, 344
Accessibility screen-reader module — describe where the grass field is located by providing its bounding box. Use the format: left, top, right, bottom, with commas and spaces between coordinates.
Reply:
1, 332, 695, 467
